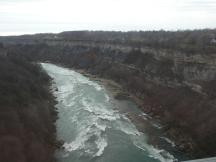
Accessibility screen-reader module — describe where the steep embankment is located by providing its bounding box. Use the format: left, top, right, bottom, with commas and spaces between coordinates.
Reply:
1, 29, 216, 158
0, 48, 58, 162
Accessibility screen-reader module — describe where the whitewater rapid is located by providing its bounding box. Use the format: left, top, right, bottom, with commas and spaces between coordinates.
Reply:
41, 63, 176, 162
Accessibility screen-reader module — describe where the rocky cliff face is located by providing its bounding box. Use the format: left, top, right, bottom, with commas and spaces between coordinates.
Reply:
44, 39, 216, 88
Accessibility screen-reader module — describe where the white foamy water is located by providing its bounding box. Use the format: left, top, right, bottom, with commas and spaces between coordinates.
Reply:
41, 63, 177, 162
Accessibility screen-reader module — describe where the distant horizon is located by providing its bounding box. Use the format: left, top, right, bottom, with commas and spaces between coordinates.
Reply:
1, 27, 216, 37
1, 0, 216, 36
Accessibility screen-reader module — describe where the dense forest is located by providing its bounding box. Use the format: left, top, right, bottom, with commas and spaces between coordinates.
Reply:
0, 45, 58, 162
58, 29, 216, 54
1, 29, 216, 54
0, 29, 216, 159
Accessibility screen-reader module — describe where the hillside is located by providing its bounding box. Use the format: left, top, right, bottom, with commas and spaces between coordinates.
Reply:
0, 46, 58, 162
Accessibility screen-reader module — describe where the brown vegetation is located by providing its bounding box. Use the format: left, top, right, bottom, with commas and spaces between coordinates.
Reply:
0, 47, 58, 162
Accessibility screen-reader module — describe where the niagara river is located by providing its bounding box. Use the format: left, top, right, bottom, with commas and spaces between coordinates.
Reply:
41, 63, 177, 162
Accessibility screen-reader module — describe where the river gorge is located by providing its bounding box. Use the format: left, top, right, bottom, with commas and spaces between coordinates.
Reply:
1, 30, 216, 161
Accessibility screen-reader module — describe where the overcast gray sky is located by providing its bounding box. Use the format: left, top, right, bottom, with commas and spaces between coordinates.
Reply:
0, 0, 216, 35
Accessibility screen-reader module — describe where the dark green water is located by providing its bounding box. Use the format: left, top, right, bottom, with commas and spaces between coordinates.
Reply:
42, 63, 177, 162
